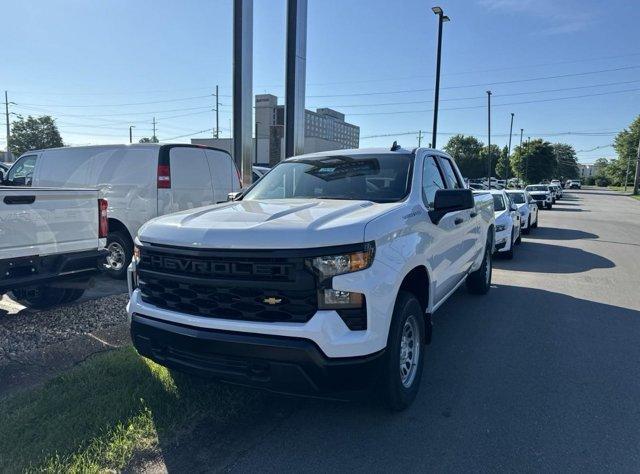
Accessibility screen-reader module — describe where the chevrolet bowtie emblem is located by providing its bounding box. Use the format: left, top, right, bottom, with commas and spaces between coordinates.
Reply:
263, 297, 283, 305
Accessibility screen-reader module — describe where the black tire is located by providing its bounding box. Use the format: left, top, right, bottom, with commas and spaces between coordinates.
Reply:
533, 217, 538, 229
515, 228, 522, 244
103, 230, 133, 280
60, 288, 86, 304
503, 229, 515, 260
523, 217, 531, 235
10, 286, 67, 310
382, 291, 425, 411
466, 236, 492, 295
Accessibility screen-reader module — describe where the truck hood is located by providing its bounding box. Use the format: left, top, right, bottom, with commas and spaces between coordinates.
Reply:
138, 199, 403, 249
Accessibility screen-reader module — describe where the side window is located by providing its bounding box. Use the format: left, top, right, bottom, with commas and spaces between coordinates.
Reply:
170, 147, 211, 189
7, 155, 38, 186
438, 157, 463, 189
422, 156, 446, 208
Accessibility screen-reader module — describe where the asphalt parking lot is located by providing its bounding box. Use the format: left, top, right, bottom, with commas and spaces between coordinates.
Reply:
184, 188, 640, 473
2, 188, 639, 472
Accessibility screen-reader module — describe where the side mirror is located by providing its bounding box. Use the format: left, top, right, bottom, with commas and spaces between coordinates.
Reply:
227, 188, 247, 201
429, 189, 474, 224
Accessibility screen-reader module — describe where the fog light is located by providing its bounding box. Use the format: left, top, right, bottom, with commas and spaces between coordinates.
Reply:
318, 290, 363, 309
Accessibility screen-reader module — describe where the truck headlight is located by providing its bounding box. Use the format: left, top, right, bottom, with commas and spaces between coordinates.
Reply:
496, 224, 507, 232
307, 242, 375, 281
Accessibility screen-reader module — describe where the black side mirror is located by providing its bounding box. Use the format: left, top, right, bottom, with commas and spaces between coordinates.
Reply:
429, 189, 474, 224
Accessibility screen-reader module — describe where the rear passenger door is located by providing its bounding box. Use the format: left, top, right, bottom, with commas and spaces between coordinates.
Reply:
163, 147, 214, 214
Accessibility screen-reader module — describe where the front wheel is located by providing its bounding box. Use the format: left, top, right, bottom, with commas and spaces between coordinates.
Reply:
382, 292, 425, 411
523, 217, 531, 235
466, 237, 492, 295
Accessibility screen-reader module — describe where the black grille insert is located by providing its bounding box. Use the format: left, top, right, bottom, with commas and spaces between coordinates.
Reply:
137, 245, 318, 323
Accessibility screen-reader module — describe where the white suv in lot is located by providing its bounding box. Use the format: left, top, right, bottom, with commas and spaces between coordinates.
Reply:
506, 189, 538, 234
127, 147, 495, 410
526, 184, 553, 210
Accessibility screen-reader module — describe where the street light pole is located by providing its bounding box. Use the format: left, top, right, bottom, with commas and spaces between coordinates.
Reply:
431, 6, 449, 149
633, 137, 640, 196
129, 126, 135, 144
486, 90, 492, 184
506, 112, 514, 182
520, 128, 523, 147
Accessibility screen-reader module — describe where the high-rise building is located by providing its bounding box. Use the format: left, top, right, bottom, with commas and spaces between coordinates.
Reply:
194, 94, 360, 165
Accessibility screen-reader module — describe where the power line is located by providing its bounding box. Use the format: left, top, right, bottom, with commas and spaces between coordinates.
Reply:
304, 65, 640, 98
162, 128, 214, 141
346, 87, 640, 116
15, 94, 214, 108
311, 78, 640, 109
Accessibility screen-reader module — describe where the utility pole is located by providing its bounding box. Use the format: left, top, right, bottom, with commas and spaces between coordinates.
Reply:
506, 112, 514, 182
129, 125, 135, 144
624, 151, 632, 192
633, 137, 640, 195
214, 85, 220, 139
431, 6, 450, 149
4, 91, 11, 162
486, 90, 492, 184
520, 128, 523, 147
417, 130, 423, 147
152, 117, 157, 141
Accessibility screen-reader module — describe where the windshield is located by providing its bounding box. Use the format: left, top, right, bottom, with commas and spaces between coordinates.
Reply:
526, 185, 548, 192
508, 192, 525, 204
492, 194, 506, 211
243, 154, 413, 203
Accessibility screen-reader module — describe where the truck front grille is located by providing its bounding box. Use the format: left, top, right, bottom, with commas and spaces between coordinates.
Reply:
137, 245, 318, 323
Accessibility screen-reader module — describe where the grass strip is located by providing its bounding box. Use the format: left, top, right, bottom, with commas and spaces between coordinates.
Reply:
0, 346, 259, 473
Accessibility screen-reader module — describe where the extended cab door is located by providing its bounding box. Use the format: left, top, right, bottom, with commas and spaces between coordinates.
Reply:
421, 155, 478, 304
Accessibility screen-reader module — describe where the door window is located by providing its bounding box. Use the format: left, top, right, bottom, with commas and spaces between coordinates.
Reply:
438, 157, 463, 189
7, 155, 37, 186
422, 156, 446, 208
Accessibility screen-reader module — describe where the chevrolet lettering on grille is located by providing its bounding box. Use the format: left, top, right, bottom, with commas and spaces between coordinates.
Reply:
141, 253, 290, 278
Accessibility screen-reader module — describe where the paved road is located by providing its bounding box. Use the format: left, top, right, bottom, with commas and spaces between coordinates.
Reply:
160, 189, 640, 473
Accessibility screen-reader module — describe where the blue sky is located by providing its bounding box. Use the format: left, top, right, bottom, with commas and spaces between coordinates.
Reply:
2, 0, 639, 163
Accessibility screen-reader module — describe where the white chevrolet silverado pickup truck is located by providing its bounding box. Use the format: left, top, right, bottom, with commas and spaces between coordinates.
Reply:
127, 146, 495, 410
0, 186, 108, 309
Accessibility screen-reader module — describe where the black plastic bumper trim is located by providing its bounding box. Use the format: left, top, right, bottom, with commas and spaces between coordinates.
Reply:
0, 249, 108, 291
131, 313, 384, 396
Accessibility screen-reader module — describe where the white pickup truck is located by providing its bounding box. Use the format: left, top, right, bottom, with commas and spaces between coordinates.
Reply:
0, 187, 108, 309
127, 146, 495, 410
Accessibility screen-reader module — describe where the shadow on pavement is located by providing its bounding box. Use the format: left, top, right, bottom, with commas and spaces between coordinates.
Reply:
527, 227, 598, 240
148, 286, 640, 473
548, 207, 588, 212
494, 241, 613, 273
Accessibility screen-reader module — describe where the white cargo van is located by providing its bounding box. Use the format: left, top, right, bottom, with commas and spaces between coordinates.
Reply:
5, 144, 241, 278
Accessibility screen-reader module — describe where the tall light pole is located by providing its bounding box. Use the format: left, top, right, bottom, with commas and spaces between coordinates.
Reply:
506, 112, 514, 182
4, 91, 12, 162
486, 90, 492, 184
520, 128, 524, 147
633, 137, 640, 195
129, 126, 135, 144
431, 6, 449, 149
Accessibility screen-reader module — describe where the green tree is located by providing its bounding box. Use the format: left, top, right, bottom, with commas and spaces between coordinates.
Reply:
552, 143, 579, 180
479, 144, 501, 178
510, 139, 557, 184
139, 136, 159, 143
612, 115, 640, 189
443, 134, 485, 178
495, 145, 512, 179
9, 115, 64, 156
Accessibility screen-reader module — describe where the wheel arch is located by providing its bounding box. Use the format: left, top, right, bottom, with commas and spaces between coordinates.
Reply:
107, 218, 133, 244
397, 265, 432, 344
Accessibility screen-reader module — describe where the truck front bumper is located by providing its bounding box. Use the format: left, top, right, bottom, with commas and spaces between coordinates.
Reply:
131, 312, 385, 396
0, 249, 108, 292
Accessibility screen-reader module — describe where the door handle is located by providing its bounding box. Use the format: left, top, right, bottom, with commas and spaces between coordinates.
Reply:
469, 212, 478, 218
3, 195, 36, 205
454, 217, 464, 225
